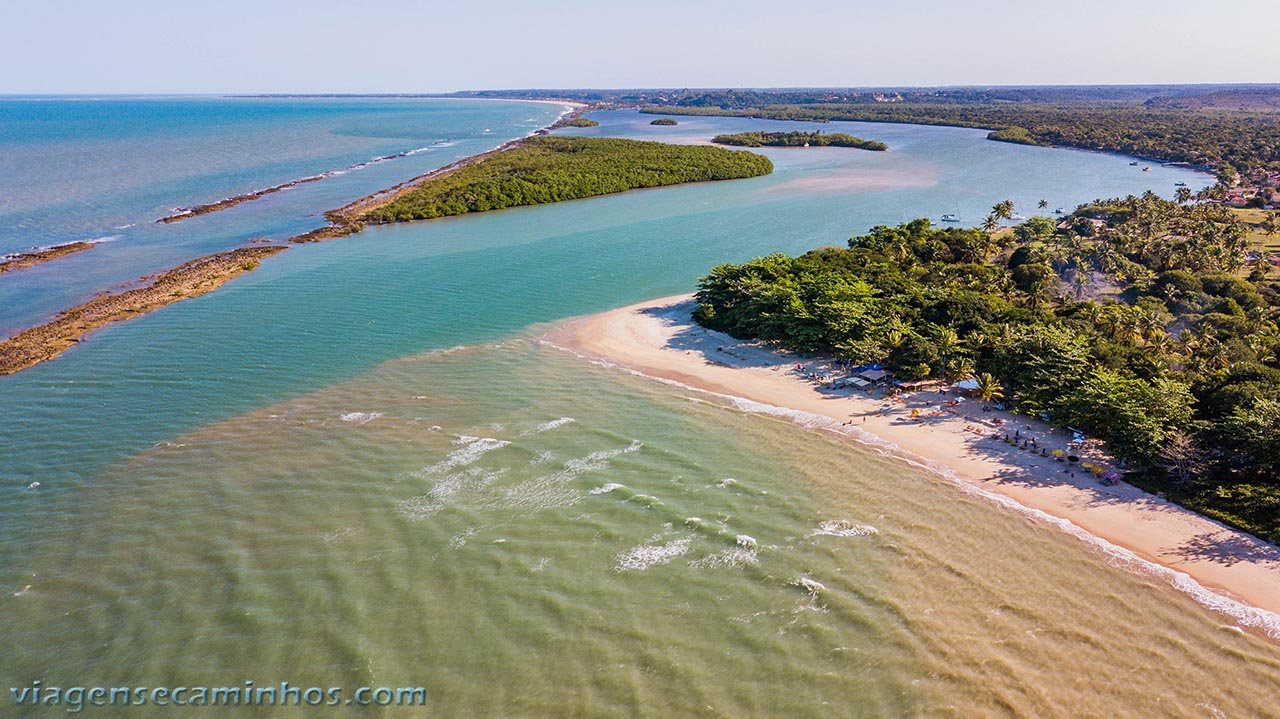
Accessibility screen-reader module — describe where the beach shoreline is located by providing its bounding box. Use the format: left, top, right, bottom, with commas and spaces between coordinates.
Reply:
543, 294, 1280, 638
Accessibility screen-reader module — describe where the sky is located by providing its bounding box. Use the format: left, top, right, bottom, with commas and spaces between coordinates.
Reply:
2, 0, 1278, 93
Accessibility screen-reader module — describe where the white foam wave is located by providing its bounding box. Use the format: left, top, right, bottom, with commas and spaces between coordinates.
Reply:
519, 417, 576, 436
449, 527, 478, 548
627, 494, 663, 508
396, 467, 506, 520
403, 438, 511, 483
501, 440, 642, 512
795, 577, 827, 596
83, 234, 123, 245
690, 547, 758, 569
541, 340, 1280, 639
615, 535, 691, 572
590, 483, 626, 495
810, 520, 879, 538
339, 412, 382, 424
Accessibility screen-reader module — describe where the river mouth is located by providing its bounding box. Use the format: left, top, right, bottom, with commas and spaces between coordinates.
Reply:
3, 103, 1253, 717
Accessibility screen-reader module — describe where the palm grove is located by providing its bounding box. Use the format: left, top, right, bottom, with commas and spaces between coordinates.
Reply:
694, 195, 1280, 538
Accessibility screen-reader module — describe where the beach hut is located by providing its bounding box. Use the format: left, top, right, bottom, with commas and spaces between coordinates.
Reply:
859, 368, 889, 382
951, 378, 980, 393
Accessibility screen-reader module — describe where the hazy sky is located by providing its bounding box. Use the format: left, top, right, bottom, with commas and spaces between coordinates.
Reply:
3, 0, 1277, 93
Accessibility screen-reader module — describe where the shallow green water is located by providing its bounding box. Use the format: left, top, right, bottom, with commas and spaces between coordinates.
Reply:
5, 107, 1276, 717
7, 343, 1278, 717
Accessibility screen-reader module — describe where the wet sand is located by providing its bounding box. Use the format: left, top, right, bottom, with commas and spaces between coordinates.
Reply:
545, 294, 1280, 634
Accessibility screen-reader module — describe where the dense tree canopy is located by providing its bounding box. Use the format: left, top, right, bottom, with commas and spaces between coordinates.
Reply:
643, 103, 1280, 172
694, 203, 1280, 537
364, 137, 772, 223
711, 131, 887, 151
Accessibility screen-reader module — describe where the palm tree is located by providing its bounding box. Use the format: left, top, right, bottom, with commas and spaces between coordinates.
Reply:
1262, 212, 1280, 238
1147, 331, 1171, 357
933, 326, 961, 359
992, 200, 1015, 223
1175, 186, 1192, 205
1038, 199, 1049, 210
982, 214, 1001, 233
975, 372, 1004, 403
1071, 268, 1091, 299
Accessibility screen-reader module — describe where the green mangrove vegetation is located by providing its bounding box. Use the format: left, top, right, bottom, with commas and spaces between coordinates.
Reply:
363, 136, 773, 223
649, 118, 678, 125
563, 117, 599, 127
693, 195, 1280, 538
641, 102, 1280, 171
711, 131, 887, 151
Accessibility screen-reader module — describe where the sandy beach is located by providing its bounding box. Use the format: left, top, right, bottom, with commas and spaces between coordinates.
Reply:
546, 294, 1280, 634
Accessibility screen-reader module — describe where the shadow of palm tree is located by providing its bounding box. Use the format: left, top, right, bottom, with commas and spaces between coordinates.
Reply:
1169, 531, 1280, 567
642, 303, 791, 369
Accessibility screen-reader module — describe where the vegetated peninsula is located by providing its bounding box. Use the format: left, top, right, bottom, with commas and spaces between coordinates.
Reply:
563, 117, 599, 127
360, 136, 772, 223
650, 118, 678, 126
638, 95, 1280, 172
712, 130, 887, 151
692, 196, 1280, 539
0, 241, 95, 275
0, 246, 284, 375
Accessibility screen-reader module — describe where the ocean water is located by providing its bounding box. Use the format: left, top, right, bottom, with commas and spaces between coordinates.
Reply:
0, 96, 566, 333
4, 101, 1275, 716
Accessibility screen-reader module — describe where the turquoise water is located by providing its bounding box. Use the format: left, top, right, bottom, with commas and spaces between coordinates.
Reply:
0, 97, 566, 332
6, 102, 1275, 717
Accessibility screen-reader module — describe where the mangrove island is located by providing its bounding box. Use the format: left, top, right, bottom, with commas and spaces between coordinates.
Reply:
711, 131, 887, 151
362, 136, 773, 223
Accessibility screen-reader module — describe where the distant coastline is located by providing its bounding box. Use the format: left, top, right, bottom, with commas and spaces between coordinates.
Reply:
0, 101, 587, 376
156, 98, 587, 225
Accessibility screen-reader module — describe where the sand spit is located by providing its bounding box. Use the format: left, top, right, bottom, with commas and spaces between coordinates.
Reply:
0, 245, 285, 375
0, 241, 95, 276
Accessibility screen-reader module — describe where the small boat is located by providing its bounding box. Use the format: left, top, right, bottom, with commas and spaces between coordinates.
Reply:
1142, 166, 1151, 172
1174, 181, 1188, 187
1054, 208, 1064, 214
1011, 214, 1027, 221
1129, 161, 1139, 166
941, 213, 960, 223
